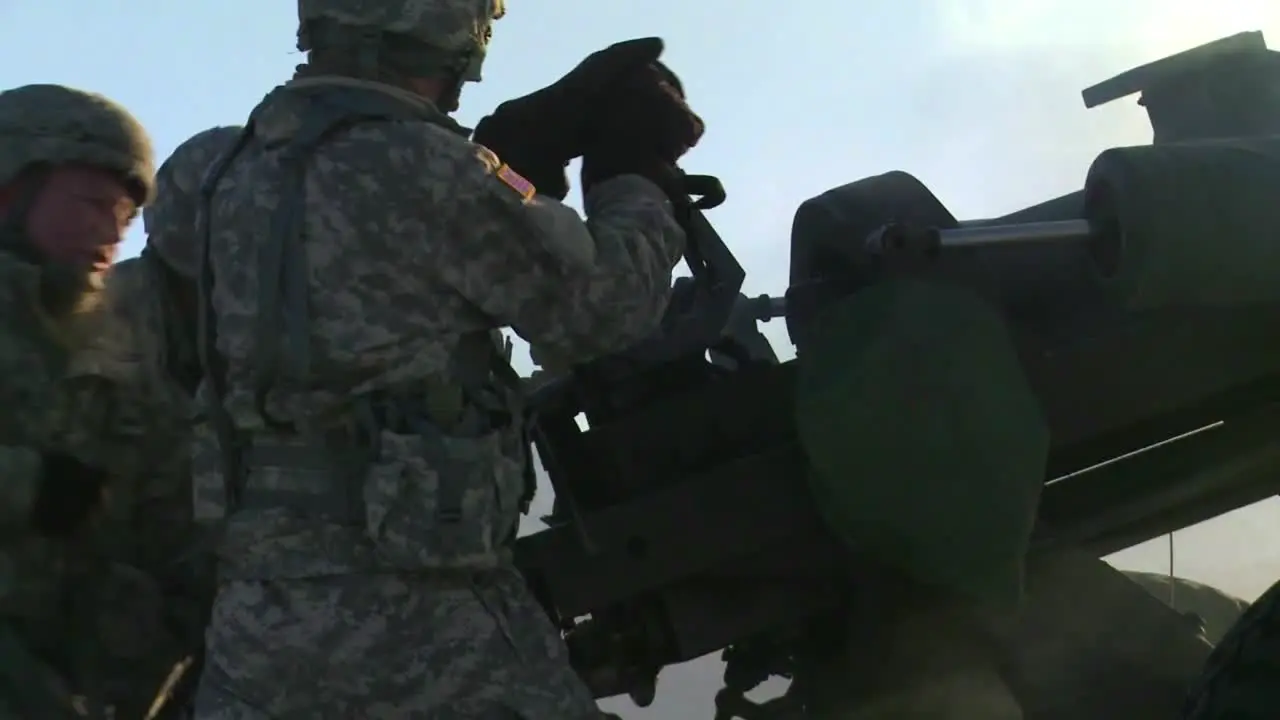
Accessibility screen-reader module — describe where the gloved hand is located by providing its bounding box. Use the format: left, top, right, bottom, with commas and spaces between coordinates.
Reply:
32, 452, 109, 538
471, 37, 666, 201
580, 60, 705, 202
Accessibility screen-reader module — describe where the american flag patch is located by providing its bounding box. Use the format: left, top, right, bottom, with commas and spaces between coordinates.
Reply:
496, 164, 536, 202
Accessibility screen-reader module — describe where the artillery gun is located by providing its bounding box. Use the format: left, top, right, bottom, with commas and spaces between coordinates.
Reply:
515, 31, 1280, 719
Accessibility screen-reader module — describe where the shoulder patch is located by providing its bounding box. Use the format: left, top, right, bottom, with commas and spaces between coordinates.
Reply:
495, 164, 536, 203
473, 144, 536, 203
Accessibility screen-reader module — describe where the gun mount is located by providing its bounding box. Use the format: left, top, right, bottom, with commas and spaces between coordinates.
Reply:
514, 32, 1280, 719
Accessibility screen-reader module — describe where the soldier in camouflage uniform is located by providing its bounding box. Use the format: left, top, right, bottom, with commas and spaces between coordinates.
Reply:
191, 0, 701, 717
65, 126, 243, 719
0, 83, 155, 718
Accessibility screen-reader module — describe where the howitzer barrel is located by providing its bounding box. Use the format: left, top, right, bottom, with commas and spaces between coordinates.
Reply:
519, 134, 1280, 710
790, 138, 1280, 450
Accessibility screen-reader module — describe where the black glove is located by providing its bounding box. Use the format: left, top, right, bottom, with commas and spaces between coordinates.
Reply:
470, 119, 572, 201
33, 452, 108, 538
580, 60, 705, 201
471, 37, 666, 201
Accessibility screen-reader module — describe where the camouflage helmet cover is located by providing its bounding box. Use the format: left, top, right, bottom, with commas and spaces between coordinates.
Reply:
296, 0, 505, 81
0, 84, 155, 205
143, 125, 242, 279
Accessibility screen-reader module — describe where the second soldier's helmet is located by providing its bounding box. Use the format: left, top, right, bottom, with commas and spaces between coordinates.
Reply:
143, 125, 242, 279
0, 84, 155, 207
296, 0, 505, 82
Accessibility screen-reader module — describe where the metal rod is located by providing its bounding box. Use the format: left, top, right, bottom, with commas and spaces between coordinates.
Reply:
740, 295, 788, 321
936, 219, 1093, 249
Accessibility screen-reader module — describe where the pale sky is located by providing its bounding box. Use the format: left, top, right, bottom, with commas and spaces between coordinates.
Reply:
3, 1, 1280, 717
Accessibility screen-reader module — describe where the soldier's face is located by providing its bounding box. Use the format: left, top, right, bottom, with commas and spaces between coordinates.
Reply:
406, 76, 461, 113
25, 164, 136, 272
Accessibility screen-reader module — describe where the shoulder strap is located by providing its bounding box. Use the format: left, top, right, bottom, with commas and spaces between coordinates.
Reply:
252, 86, 443, 431
196, 124, 254, 508
196, 86, 450, 509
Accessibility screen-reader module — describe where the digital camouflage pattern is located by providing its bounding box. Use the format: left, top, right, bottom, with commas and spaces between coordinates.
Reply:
0, 82, 158, 718
59, 124, 243, 717
145, 126, 244, 278
297, 0, 506, 81
65, 263, 194, 499
192, 69, 684, 717
0, 250, 87, 718
0, 84, 155, 204
61, 255, 211, 719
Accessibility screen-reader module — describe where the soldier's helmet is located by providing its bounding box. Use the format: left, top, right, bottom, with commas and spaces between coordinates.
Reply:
0, 84, 155, 207
143, 125, 242, 279
297, 0, 505, 82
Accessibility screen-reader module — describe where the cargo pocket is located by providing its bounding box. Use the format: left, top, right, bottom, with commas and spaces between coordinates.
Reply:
362, 427, 523, 570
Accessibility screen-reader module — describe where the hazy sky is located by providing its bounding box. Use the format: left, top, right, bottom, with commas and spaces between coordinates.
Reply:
4, 1, 1280, 717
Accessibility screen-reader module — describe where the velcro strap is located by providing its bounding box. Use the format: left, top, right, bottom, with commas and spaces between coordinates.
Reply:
238, 443, 366, 522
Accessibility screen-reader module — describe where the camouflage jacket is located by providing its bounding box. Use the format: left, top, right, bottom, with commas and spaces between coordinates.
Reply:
60, 255, 209, 716
63, 253, 212, 610
0, 249, 115, 716
65, 256, 204, 578
197, 76, 686, 579
0, 250, 83, 616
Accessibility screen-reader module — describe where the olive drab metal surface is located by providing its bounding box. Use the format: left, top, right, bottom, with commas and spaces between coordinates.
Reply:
1084, 137, 1280, 310
794, 280, 1049, 612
